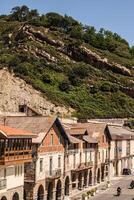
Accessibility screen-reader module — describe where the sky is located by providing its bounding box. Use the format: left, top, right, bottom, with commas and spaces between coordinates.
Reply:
0, 0, 134, 46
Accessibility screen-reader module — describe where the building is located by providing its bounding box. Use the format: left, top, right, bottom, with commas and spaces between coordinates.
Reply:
106, 125, 134, 178
0, 124, 34, 200
64, 126, 97, 196
1, 116, 134, 200
63, 122, 110, 190
0, 116, 71, 200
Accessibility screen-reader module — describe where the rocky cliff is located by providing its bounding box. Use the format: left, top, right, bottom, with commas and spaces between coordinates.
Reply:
0, 69, 73, 116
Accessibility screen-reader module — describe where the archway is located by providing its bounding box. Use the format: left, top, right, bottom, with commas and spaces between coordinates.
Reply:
56, 179, 62, 200
105, 165, 108, 177
64, 176, 70, 196
97, 168, 100, 183
78, 173, 82, 190
101, 165, 105, 181
12, 193, 19, 200
1, 197, 7, 200
71, 173, 76, 189
47, 182, 53, 200
89, 170, 92, 185
23, 189, 26, 200
37, 185, 44, 200
84, 171, 88, 187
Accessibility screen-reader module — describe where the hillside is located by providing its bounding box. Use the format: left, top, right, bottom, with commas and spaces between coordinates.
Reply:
0, 6, 134, 119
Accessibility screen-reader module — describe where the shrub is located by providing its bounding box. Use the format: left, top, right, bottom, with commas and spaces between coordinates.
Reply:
59, 80, 71, 92
100, 82, 111, 92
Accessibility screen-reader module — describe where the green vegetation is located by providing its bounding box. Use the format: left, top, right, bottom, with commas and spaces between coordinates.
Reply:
0, 5, 134, 119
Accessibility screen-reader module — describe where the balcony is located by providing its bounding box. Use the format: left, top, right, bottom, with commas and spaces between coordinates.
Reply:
0, 179, 6, 190
68, 149, 79, 154
0, 149, 32, 165
46, 169, 61, 180
71, 161, 93, 172
105, 158, 110, 163
83, 148, 94, 152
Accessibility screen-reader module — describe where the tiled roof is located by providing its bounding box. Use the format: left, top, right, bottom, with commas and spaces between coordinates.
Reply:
83, 135, 98, 143
0, 116, 56, 134
66, 132, 83, 144
64, 122, 106, 138
107, 125, 134, 140
0, 124, 34, 138
65, 128, 87, 135
0, 116, 69, 143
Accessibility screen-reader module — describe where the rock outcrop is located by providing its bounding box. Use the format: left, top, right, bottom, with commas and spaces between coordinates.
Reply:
0, 69, 74, 116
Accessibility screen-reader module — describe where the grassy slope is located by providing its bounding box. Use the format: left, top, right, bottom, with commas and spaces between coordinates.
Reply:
0, 19, 134, 119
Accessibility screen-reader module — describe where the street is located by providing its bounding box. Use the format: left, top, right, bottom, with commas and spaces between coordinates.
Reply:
91, 174, 134, 200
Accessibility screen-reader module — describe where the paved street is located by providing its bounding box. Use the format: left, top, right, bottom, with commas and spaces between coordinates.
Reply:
91, 174, 134, 200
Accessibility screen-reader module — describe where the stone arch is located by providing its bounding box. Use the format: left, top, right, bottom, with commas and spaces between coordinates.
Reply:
12, 192, 19, 200
56, 179, 62, 200
1, 197, 7, 200
64, 176, 70, 196
47, 182, 53, 200
78, 173, 82, 190
89, 170, 92, 185
101, 165, 105, 181
71, 173, 76, 189
105, 165, 108, 177
97, 168, 101, 183
83, 171, 88, 187
37, 185, 44, 200
23, 189, 26, 200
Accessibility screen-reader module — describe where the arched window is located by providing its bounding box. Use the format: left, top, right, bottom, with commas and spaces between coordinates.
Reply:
12, 192, 19, 200
37, 185, 44, 200
1, 197, 7, 200
64, 176, 70, 196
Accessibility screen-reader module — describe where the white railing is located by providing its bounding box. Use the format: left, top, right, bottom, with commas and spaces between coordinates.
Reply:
46, 169, 61, 178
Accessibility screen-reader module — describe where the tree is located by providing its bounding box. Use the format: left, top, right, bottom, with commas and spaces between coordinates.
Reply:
29, 9, 39, 20
130, 46, 134, 57
10, 5, 29, 21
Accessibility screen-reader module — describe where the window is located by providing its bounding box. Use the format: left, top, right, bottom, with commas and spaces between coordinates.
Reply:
50, 134, 54, 145
85, 151, 87, 163
20, 165, 23, 175
126, 140, 130, 156
49, 157, 53, 175
73, 154, 76, 168
80, 152, 82, 164
102, 150, 104, 163
67, 154, 69, 165
4, 168, 6, 178
40, 159, 43, 172
58, 155, 61, 168
15, 166, 17, 176
98, 151, 100, 159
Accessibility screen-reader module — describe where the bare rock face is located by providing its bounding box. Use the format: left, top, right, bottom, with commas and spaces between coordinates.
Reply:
0, 69, 74, 116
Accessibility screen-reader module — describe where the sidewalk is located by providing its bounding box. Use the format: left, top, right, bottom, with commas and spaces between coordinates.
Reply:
69, 175, 126, 200
69, 181, 108, 200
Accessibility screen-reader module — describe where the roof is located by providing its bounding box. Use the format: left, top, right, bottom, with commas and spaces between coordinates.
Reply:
0, 116, 69, 144
65, 128, 87, 136
107, 125, 134, 140
64, 122, 106, 139
0, 116, 56, 134
0, 124, 34, 138
66, 132, 82, 144
83, 135, 98, 143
